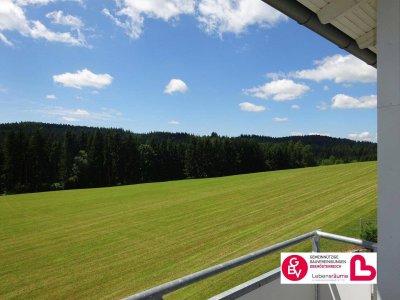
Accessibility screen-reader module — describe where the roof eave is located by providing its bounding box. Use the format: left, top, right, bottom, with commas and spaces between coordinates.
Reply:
262, 0, 377, 67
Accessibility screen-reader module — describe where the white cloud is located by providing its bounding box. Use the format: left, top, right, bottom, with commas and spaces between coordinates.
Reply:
16, 0, 84, 6
103, 0, 195, 39
75, 95, 86, 100
266, 72, 286, 80
323, 85, 329, 91
168, 120, 180, 125
102, 8, 132, 35
316, 101, 329, 111
348, 131, 375, 142
0, 32, 13, 46
29, 20, 76, 44
239, 102, 266, 112
0, 1, 31, 34
291, 54, 376, 83
46, 94, 57, 100
272, 117, 288, 123
164, 79, 188, 94
244, 79, 310, 101
290, 131, 303, 136
53, 69, 113, 89
15, 0, 56, 6
40, 106, 122, 122
15, 0, 56, 5
100, 107, 122, 117
308, 132, 330, 136
291, 104, 300, 110
197, 0, 286, 36
46, 11, 84, 28
104, 0, 286, 39
73, 108, 89, 116
62, 116, 78, 122
44, 107, 88, 117
30, 20, 86, 46
331, 94, 377, 109
0, 0, 86, 46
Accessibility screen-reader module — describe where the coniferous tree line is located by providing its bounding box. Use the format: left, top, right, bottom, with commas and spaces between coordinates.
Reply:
0, 122, 377, 194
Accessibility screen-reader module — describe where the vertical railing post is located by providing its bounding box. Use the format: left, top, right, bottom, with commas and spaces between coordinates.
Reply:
312, 232, 320, 253
312, 231, 320, 300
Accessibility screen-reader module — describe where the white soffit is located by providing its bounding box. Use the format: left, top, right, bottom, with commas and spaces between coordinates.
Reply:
297, 0, 377, 53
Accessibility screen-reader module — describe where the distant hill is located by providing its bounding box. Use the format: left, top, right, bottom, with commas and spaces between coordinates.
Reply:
0, 122, 193, 144
0, 121, 376, 146
0, 122, 376, 194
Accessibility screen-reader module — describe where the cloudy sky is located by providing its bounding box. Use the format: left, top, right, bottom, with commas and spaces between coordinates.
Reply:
0, 0, 377, 141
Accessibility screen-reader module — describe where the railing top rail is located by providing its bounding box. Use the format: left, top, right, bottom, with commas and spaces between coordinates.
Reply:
316, 230, 377, 251
123, 230, 377, 300
123, 231, 316, 300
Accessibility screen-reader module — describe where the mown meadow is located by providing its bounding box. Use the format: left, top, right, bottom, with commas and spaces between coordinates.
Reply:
0, 161, 377, 299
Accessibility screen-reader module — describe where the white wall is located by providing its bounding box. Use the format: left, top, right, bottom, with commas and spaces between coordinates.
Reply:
377, 0, 400, 299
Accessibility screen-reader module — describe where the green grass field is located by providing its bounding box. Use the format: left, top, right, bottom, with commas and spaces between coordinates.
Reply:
0, 162, 377, 299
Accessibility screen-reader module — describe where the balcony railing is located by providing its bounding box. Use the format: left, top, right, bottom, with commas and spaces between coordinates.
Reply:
123, 230, 377, 300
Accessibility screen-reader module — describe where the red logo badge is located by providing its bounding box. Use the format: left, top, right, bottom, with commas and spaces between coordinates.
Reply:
350, 254, 377, 281
282, 255, 308, 281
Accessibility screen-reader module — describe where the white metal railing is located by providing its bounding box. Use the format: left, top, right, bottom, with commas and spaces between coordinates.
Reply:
123, 230, 377, 300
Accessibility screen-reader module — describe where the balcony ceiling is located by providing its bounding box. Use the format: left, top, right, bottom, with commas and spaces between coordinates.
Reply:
297, 0, 377, 53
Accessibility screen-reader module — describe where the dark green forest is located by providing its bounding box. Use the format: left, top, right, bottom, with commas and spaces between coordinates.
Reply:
0, 122, 377, 194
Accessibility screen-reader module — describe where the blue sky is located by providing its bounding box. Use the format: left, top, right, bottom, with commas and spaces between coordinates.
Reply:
0, 0, 377, 141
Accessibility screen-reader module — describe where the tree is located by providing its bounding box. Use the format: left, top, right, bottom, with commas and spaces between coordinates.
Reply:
184, 138, 207, 178
3, 130, 28, 193
60, 131, 78, 185
48, 141, 61, 186
225, 139, 240, 174
88, 130, 105, 186
70, 150, 90, 188
302, 145, 316, 167
27, 130, 48, 190
122, 135, 140, 184
0, 146, 4, 192
236, 139, 266, 173
138, 144, 156, 182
